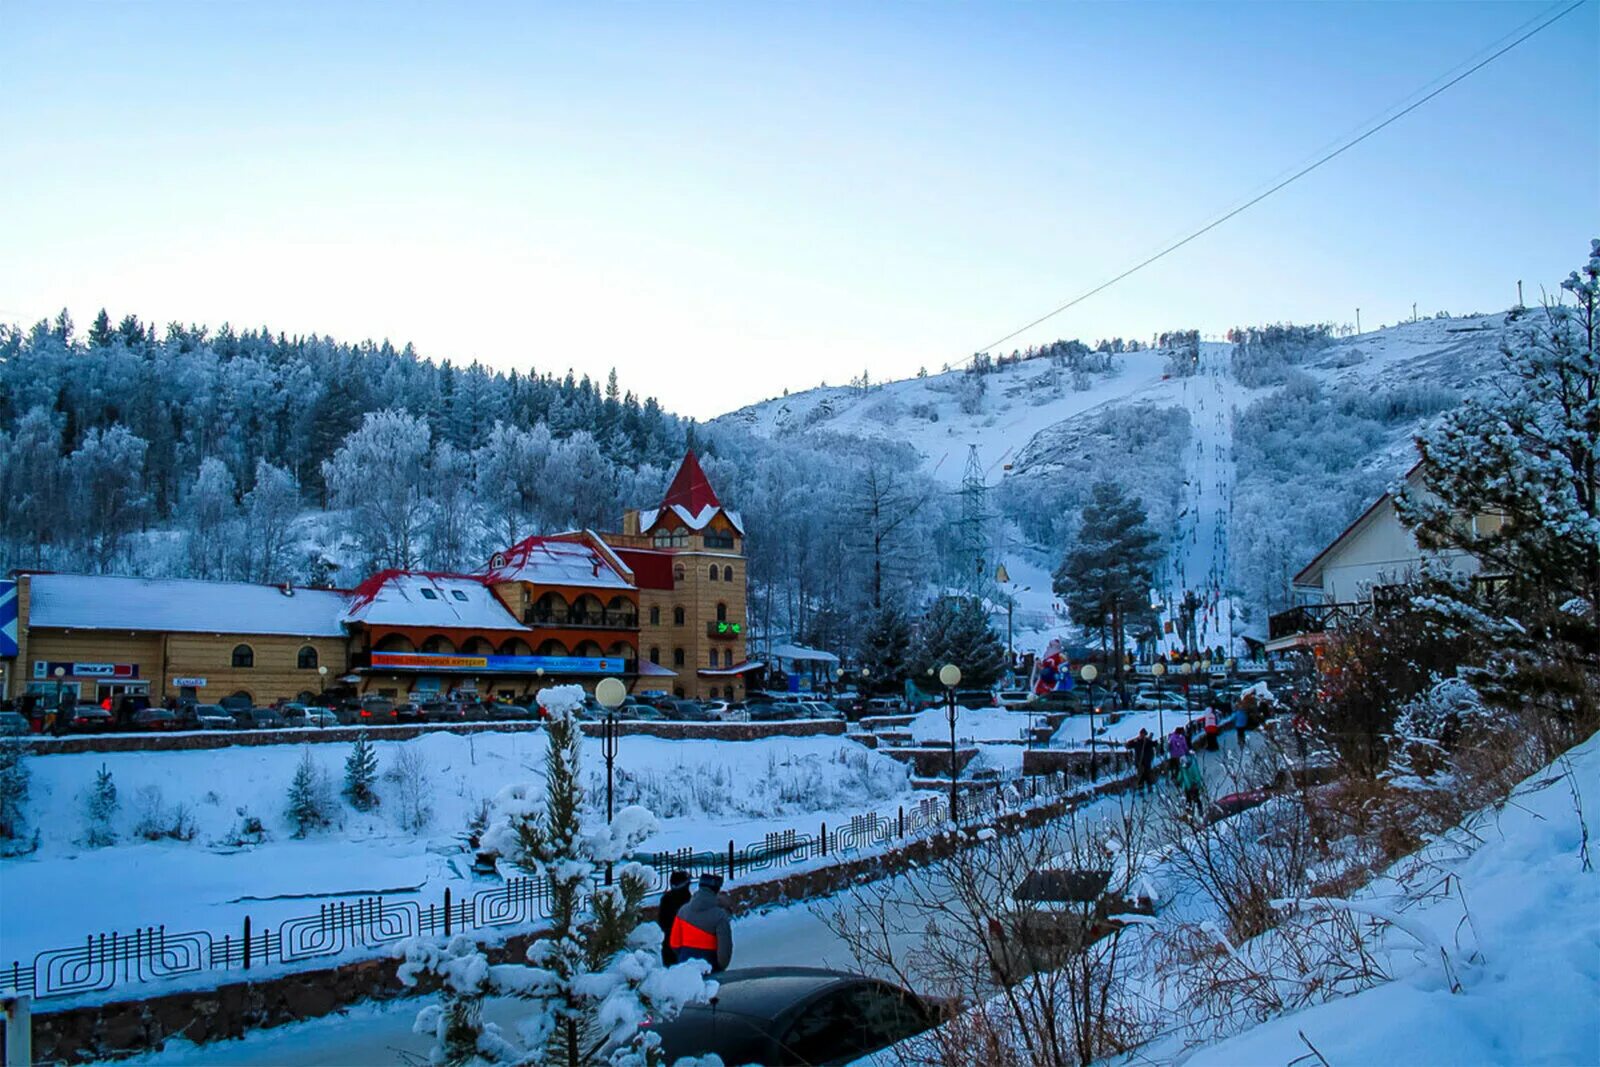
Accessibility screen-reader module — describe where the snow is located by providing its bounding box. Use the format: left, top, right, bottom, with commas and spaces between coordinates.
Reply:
907, 706, 1027, 745
343, 571, 529, 631
1051, 707, 1199, 748
481, 534, 634, 590
25, 572, 349, 637
637, 504, 745, 534
0, 728, 915, 966
1180, 730, 1600, 1066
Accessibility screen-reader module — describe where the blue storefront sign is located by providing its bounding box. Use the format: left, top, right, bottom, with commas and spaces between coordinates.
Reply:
0, 581, 16, 658
368, 651, 627, 675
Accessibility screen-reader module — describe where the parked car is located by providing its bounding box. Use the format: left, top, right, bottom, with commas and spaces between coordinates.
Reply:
616, 699, 665, 721
644, 967, 936, 1066
700, 699, 733, 720
391, 701, 424, 723
745, 701, 796, 722
1132, 692, 1189, 712
666, 699, 716, 722
67, 704, 114, 732
0, 711, 31, 736
800, 700, 843, 720
952, 689, 998, 710
180, 703, 235, 730
863, 697, 904, 717
132, 707, 177, 731
420, 701, 468, 724
300, 706, 340, 727
232, 706, 285, 730
491, 703, 535, 720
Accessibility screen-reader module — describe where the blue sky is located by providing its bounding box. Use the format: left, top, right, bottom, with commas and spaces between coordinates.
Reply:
2, 1, 1595, 418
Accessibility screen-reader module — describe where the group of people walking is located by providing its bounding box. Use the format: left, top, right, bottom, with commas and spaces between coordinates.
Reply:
1123, 699, 1250, 814
656, 871, 734, 972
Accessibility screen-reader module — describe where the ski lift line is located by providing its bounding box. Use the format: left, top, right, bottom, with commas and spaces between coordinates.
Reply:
965, 0, 1586, 361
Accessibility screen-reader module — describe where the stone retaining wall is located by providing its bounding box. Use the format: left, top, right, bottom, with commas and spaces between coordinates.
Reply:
19, 718, 846, 756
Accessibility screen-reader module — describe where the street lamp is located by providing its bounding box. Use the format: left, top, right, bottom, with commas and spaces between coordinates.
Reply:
595, 676, 627, 886
1151, 660, 1167, 741
939, 663, 962, 821
994, 563, 1014, 660
317, 665, 329, 727
1178, 661, 1193, 724
1080, 663, 1099, 778
52, 665, 66, 735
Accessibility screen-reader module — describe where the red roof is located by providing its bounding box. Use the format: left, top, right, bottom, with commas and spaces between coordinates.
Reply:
615, 548, 675, 590
661, 450, 720, 513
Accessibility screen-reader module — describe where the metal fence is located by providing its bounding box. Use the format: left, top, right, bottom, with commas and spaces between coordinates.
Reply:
1, 768, 1105, 1004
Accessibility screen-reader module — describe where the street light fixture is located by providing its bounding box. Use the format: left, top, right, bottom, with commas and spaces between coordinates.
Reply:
1151, 660, 1167, 741
52, 665, 66, 735
939, 663, 962, 821
1178, 661, 1193, 723
1080, 663, 1099, 778
595, 676, 628, 886
317, 665, 329, 727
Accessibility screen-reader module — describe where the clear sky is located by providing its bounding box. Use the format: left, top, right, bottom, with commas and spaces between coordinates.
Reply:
2, 1, 1595, 419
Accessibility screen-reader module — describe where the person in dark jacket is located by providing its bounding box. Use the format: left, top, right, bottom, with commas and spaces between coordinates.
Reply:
1124, 729, 1159, 790
670, 873, 733, 972
656, 870, 692, 966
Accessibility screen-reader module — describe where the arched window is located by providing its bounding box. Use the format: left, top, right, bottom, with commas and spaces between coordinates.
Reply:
723, 565, 733, 582
296, 646, 318, 670
673, 648, 685, 667
716, 602, 728, 622
649, 647, 660, 665
708, 649, 718, 668
673, 606, 685, 626
649, 606, 661, 626
708, 565, 719, 582
231, 644, 254, 669
672, 563, 685, 583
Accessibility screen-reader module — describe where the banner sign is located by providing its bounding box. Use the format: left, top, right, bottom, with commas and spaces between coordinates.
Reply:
0, 581, 16, 658
172, 677, 207, 688
369, 651, 628, 675
34, 661, 139, 680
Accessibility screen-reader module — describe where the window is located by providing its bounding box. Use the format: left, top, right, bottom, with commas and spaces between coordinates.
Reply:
649, 606, 661, 626
673, 606, 685, 626
709, 649, 719, 668
297, 646, 318, 670
231, 644, 254, 668
649, 647, 660, 665
673, 563, 685, 583
716, 602, 728, 622
673, 648, 685, 668
419, 588, 439, 600
704, 530, 734, 550
708, 565, 719, 582
723, 566, 733, 582
451, 590, 469, 602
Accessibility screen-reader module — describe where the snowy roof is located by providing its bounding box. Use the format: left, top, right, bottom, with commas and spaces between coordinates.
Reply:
482, 533, 635, 590
344, 571, 529, 632
661, 450, 722, 512
638, 504, 746, 535
767, 643, 839, 664
25, 573, 349, 637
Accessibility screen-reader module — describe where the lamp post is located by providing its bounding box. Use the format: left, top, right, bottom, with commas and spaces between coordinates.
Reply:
1151, 660, 1167, 742
994, 563, 1014, 660
835, 666, 845, 697
1080, 663, 1099, 778
595, 676, 627, 885
52, 665, 66, 735
317, 666, 329, 727
940, 663, 962, 821
1178, 661, 1192, 724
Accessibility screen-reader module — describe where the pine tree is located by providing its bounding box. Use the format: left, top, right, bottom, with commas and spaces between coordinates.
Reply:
87, 308, 114, 348
913, 596, 1007, 688
0, 741, 29, 840
1055, 481, 1162, 668
343, 732, 380, 811
400, 686, 714, 1066
858, 603, 914, 694
286, 749, 329, 837
84, 763, 119, 847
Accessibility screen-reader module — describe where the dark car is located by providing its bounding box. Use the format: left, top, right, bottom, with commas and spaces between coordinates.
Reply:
68, 704, 114, 732
420, 701, 468, 724
132, 707, 177, 731
745, 701, 796, 722
392, 701, 424, 723
645, 967, 936, 1066
232, 706, 285, 730
179, 703, 235, 730
665, 699, 716, 722
0, 711, 31, 736
952, 689, 998, 710
616, 700, 665, 721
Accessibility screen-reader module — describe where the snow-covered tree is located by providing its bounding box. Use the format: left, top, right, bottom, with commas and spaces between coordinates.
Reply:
182, 457, 241, 579
0, 406, 64, 570
912, 596, 1007, 688
1398, 239, 1600, 620
66, 424, 150, 571
423, 442, 482, 571
857, 603, 914, 694
399, 685, 715, 1066
244, 459, 302, 583
84, 763, 119, 847
474, 422, 554, 547
322, 409, 431, 570
344, 732, 380, 811
0, 742, 29, 841
285, 749, 331, 837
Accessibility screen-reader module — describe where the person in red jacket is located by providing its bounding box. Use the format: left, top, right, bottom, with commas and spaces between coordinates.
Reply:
669, 874, 733, 973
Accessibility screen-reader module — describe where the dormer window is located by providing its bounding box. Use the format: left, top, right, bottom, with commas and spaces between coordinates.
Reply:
419, 588, 439, 600
451, 590, 469, 602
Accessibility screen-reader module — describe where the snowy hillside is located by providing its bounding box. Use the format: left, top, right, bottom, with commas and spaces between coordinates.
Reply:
717, 314, 1511, 645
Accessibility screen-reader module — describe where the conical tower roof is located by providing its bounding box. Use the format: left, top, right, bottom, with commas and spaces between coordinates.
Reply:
660, 450, 721, 512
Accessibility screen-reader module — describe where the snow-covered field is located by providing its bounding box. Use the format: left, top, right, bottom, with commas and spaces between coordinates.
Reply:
0, 729, 915, 963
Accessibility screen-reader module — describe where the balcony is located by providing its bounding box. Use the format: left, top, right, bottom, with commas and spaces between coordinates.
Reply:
1267, 601, 1372, 642
706, 620, 744, 640
524, 609, 639, 630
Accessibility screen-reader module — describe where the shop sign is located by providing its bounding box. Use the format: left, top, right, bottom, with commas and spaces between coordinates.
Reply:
369, 651, 626, 675
172, 677, 207, 688
34, 661, 139, 680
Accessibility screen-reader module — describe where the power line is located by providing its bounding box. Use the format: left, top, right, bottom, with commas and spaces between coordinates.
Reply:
971, 0, 1587, 357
